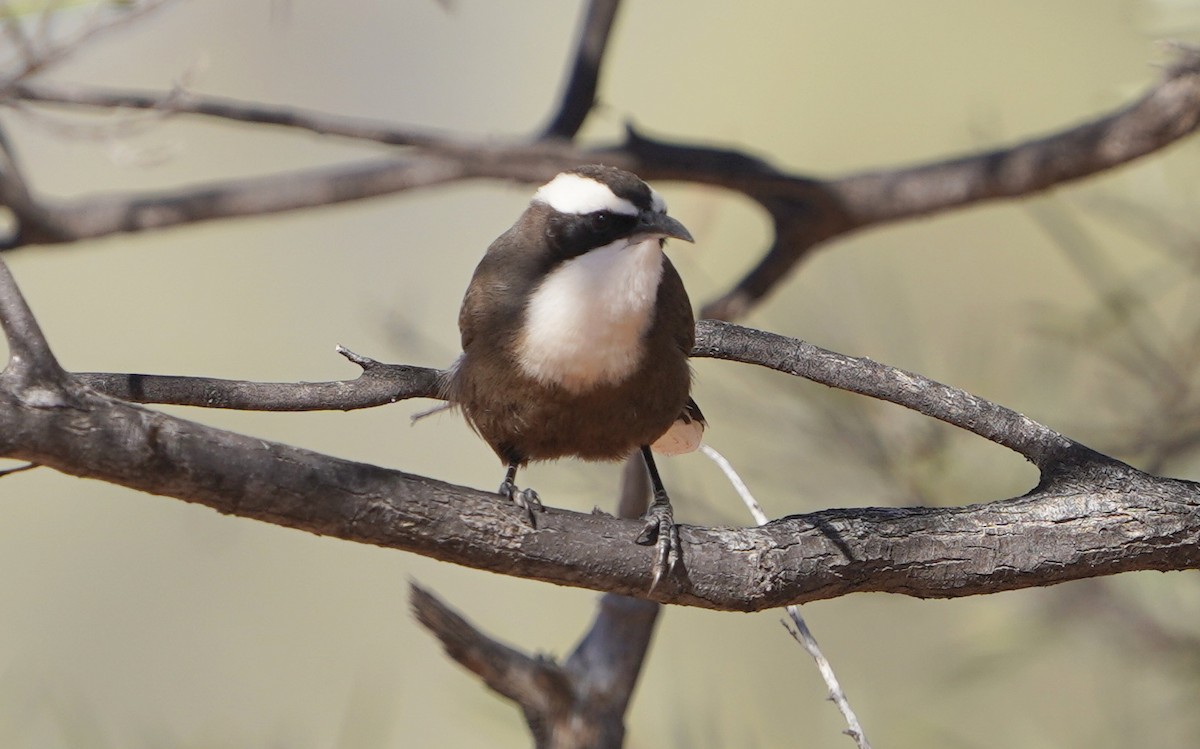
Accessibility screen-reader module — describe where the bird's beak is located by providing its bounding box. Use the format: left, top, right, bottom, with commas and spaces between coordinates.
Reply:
633, 211, 694, 244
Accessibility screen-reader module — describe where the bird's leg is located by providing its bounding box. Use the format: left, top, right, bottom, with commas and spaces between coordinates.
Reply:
498, 460, 543, 526
635, 445, 680, 590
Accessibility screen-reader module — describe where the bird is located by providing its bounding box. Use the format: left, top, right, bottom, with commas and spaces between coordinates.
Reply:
442, 164, 703, 588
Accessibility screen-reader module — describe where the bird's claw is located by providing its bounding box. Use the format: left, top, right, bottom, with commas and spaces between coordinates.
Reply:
636, 501, 680, 591
499, 480, 543, 527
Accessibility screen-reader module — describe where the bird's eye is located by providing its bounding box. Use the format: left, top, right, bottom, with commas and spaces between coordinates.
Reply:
590, 212, 611, 229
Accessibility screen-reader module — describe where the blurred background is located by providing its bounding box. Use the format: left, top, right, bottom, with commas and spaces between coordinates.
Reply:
1, 1, 1200, 746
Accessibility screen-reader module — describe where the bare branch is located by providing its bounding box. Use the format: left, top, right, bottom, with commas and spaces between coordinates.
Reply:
63, 317, 1065, 466
540, 0, 622, 140
703, 444, 872, 749
0, 256, 64, 383
2, 359, 1197, 612
835, 48, 1200, 228
412, 582, 657, 749
75, 352, 441, 411
698, 321, 1086, 470
11, 81, 457, 148
3, 155, 479, 245
73, 318, 1090, 476
13, 0, 623, 145
0, 0, 175, 95
699, 45, 1200, 316
410, 584, 572, 730
3, 44, 1196, 308
0, 287, 1189, 612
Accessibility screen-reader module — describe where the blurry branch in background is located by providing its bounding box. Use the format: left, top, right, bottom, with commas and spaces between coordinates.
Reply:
411, 459, 660, 749
0, 40, 1197, 316
540, 0, 620, 140
1031, 197, 1200, 476
1021, 196, 1200, 681
1046, 578, 1200, 668
0, 0, 172, 95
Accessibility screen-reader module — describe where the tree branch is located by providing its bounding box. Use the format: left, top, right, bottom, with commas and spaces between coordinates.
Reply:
413, 582, 658, 748
10, 81, 454, 147
75, 346, 440, 411
0, 269, 1191, 612
4, 360, 1198, 612
6, 45, 1199, 322
0, 1, 175, 97
74, 319, 1089, 473
410, 584, 575, 741
0, 252, 65, 384
540, 0, 622, 140
412, 444, 660, 749
691, 321, 1085, 471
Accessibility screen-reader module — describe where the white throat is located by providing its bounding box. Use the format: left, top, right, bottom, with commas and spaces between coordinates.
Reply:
516, 237, 665, 393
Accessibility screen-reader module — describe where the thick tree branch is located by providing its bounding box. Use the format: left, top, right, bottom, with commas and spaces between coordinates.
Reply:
0, 256, 1193, 611
3, 362, 1197, 612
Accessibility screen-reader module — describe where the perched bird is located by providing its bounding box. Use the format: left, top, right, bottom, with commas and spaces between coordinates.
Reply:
443, 164, 703, 586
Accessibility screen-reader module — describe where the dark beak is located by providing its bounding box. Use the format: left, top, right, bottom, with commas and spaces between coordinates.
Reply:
633, 211, 694, 244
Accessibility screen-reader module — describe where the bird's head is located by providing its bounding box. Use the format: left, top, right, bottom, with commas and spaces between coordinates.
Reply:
531, 165, 693, 261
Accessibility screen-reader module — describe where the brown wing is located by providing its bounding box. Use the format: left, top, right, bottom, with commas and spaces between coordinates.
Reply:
457, 212, 552, 355
659, 256, 695, 356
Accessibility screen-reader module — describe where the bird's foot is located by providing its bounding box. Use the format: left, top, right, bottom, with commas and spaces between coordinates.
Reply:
636, 499, 680, 591
498, 479, 543, 527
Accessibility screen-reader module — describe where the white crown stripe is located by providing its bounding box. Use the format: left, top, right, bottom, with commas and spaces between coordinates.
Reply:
534, 173, 639, 216
649, 187, 667, 214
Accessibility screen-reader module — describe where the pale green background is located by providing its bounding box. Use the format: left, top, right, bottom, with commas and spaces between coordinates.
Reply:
1, 1, 1199, 747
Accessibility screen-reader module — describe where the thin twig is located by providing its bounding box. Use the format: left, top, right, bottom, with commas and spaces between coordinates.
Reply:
701, 444, 873, 749
0, 0, 176, 96
12, 81, 458, 147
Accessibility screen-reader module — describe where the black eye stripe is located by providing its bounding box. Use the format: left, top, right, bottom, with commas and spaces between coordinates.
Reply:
545, 209, 639, 260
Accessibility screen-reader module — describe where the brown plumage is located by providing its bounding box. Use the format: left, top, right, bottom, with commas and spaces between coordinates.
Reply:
450, 240, 694, 465
442, 165, 701, 588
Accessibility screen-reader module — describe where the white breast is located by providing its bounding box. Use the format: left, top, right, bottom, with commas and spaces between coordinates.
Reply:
516, 237, 664, 393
